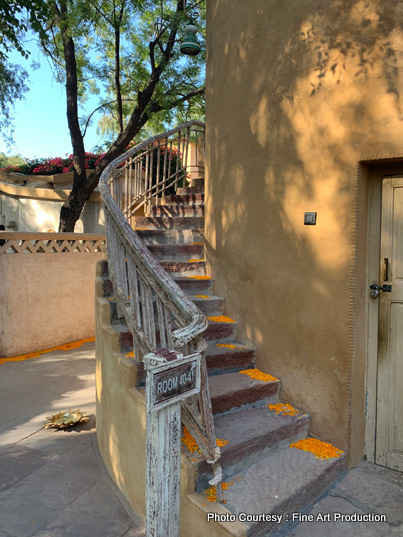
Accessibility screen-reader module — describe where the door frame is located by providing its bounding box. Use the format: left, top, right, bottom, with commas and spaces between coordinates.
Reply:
365, 161, 403, 463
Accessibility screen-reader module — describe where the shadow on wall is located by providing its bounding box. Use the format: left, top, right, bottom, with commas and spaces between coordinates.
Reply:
206, 0, 403, 450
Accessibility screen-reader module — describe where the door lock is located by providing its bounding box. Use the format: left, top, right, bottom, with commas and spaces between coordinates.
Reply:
370, 284, 392, 298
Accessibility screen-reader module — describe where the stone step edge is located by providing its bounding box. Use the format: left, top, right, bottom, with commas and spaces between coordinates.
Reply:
185, 448, 346, 537
183, 406, 310, 488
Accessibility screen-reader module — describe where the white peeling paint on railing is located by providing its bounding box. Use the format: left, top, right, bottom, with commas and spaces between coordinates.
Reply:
99, 121, 223, 535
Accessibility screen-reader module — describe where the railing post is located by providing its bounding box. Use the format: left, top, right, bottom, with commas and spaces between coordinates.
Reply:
144, 349, 201, 537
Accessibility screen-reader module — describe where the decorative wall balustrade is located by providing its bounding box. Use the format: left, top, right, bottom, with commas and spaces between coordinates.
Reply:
0, 232, 106, 255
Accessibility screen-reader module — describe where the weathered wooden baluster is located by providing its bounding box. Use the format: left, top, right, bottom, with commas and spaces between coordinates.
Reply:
162, 139, 168, 197
156, 297, 167, 348
127, 260, 140, 330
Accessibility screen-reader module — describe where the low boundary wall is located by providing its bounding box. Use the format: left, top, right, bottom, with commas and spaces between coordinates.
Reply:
0, 232, 106, 357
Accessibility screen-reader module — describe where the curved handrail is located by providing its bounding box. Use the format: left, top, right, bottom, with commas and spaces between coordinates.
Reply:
99, 120, 207, 349
100, 166, 207, 348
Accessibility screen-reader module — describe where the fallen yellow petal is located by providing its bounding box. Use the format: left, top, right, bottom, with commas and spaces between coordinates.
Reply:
290, 438, 344, 460
268, 403, 301, 416
239, 369, 278, 382
0, 338, 95, 364
207, 315, 236, 323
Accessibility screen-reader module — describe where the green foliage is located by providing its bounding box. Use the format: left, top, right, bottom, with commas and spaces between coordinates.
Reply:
42, 0, 206, 146
0, 152, 26, 168
0, 58, 28, 146
0, 0, 50, 58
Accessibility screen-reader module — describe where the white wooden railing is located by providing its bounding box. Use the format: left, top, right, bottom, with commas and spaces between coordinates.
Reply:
107, 120, 205, 223
99, 122, 223, 513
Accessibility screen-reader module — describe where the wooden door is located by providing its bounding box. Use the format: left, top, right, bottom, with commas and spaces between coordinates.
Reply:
376, 176, 403, 471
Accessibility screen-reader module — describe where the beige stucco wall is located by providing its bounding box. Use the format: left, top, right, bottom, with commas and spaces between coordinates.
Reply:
0, 235, 105, 357
205, 0, 403, 465
0, 176, 105, 233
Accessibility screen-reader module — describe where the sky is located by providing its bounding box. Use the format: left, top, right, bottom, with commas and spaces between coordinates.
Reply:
0, 40, 103, 160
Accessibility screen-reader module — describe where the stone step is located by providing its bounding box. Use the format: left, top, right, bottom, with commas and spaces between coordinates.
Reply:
134, 215, 205, 230
162, 193, 204, 206
158, 259, 206, 277
191, 177, 204, 187
135, 229, 204, 245
177, 184, 204, 194
151, 204, 204, 217
147, 243, 204, 261
204, 316, 238, 342
219, 446, 346, 537
185, 405, 310, 490
174, 276, 213, 294
205, 342, 256, 375
209, 371, 280, 416
190, 295, 224, 316
110, 321, 133, 353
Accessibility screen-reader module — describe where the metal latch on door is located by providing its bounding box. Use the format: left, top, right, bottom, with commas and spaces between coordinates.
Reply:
370, 284, 392, 298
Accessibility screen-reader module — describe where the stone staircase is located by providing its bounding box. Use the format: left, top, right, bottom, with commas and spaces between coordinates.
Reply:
100, 177, 346, 537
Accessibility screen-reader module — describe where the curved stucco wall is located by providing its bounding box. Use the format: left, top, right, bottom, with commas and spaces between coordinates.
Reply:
0, 172, 104, 233
0, 233, 105, 357
205, 0, 403, 464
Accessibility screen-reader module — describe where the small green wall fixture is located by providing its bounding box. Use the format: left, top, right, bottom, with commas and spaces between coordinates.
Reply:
180, 24, 201, 56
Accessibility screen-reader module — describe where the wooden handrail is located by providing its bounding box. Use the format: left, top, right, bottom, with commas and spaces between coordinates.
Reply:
99, 121, 223, 504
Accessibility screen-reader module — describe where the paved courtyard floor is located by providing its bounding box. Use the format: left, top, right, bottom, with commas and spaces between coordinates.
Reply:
0, 340, 402, 537
0, 341, 144, 537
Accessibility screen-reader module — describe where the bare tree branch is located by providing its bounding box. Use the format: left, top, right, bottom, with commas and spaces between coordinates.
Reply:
148, 86, 204, 114
82, 101, 116, 138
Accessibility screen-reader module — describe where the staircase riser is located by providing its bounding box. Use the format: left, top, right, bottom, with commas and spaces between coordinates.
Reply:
191, 177, 204, 187
151, 206, 205, 217
99, 259, 110, 276
206, 349, 255, 375
147, 243, 204, 261
102, 277, 114, 297
134, 216, 205, 230
177, 184, 204, 194
204, 323, 237, 341
162, 194, 204, 205
159, 260, 206, 276
175, 278, 213, 294
192, 298, 224, 316
211, 382, 280, 415
135, 229, 204, 245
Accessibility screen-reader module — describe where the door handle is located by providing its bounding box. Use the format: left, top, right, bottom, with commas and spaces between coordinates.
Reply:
370, 284, 392, 298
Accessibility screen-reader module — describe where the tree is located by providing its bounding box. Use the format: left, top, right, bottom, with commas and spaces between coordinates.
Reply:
0, 152, 25, 168
0, 0, 50, 145
41, 0, 205, 231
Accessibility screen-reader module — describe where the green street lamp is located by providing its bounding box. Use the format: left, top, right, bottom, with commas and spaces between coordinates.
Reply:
180, 23, 201, 56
